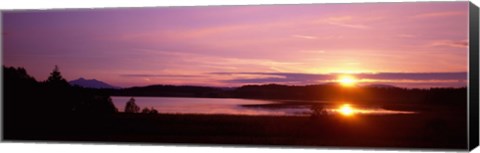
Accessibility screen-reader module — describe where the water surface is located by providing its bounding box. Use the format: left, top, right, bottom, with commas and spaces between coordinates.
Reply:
111, 96, 416, 116
112, 96, 308, 116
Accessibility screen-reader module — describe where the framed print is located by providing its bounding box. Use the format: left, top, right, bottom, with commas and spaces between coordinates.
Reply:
2, 1, 479, 151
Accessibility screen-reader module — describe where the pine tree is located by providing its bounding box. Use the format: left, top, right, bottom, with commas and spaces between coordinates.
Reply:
44, 65, 70, 89
46, 65, 67, 83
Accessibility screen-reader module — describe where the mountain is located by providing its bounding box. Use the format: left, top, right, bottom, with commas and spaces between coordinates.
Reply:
69, 77, 118, 89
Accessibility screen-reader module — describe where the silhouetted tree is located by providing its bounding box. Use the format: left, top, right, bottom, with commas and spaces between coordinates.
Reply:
3, 66, 41, 132
46, 65, 68, 84
125, 97, 140, 113
4, 66, 37, 83
150, 107, 158, 114
141, 107, 158, 114
101, 96, 119, 113
42, 65, 73, 114
141, 108, 151, 113
73, 95, 118, 114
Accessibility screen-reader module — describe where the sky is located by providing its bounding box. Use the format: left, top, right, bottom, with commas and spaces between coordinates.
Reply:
2, 2, 469, 88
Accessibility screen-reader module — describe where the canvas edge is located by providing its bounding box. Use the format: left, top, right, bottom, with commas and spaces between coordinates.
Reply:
0, 10, 4, 142
469, 1, 480, 151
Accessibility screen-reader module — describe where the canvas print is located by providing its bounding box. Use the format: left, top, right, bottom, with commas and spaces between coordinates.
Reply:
2, 1, 472, 150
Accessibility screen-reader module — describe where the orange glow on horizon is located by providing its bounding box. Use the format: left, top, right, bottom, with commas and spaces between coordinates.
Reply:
337, 75, 358, 87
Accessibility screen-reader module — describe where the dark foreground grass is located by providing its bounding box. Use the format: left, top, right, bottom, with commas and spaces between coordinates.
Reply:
5, 109, 467, 150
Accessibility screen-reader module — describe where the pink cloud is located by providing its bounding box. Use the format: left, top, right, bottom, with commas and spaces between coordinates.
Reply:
429, 40, 468, 48
412, 11, 465, 19
397, 34, 417, 38
292, 34, 317, 40
319, 16, 370, 29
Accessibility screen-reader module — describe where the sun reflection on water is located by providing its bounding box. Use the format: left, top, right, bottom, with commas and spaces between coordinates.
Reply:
328, 103, 416, 116
338, 104, 355, 116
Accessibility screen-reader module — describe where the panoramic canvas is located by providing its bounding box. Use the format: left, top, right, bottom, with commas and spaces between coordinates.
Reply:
2, 1, 473, 150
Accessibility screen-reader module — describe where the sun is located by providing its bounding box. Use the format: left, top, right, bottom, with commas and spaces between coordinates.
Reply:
337, 75, 358, 87
338, 104, 355, 116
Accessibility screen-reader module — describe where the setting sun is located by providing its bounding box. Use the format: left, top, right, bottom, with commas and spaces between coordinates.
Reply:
337, 75, 358, 87
339, 104, 355, 116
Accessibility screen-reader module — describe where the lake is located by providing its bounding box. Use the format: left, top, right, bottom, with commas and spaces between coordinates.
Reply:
111, 96, 416, 116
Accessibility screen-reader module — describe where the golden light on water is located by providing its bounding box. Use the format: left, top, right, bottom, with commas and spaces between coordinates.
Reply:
337, 75, 358, 87
334, 103, 417, 116
338, 104, 355, 116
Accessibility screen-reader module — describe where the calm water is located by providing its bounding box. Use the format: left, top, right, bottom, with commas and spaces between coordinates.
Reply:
112, 96, 309, 116
111, 96, 416, 116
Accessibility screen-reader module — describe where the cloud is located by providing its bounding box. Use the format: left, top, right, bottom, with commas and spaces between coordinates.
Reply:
397, 34, 416, 38
429, 40, 468, 48
131, 48, 305, 73
413, 11, 465, 19
355, 72, 467, 80
327, 16, 354, 22
320, 16, 370, 29
300, 50, 326, 54
292, 34, 317, 40
212, 72, 332, 84
325, 21, 369, 29
120, 74, 201, 78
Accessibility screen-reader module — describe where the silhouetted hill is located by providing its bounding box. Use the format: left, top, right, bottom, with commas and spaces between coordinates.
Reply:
115, 85, 230, 98
104, 83, 467, 107
363, 84, 399, 89
70, 77, 118, 89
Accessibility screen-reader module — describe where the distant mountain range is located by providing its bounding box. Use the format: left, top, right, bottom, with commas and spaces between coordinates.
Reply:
69, 77, 118, 89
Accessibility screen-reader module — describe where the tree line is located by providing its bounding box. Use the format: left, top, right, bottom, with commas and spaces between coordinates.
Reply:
4, 66, 161, 115
105, 83, 467, 107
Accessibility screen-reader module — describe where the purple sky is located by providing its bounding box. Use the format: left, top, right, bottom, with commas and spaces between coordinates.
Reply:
2, 2, 469, 88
